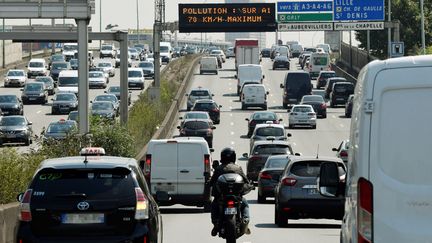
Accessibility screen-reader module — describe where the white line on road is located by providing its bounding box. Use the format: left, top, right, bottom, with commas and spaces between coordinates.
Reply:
230, 131, 235, 135
230, 113, 233, 117
332, 115, 336, 119
340, 124, 344, 128
231, 141, 235, 145
37, 110, 42, 114
293, 142, 297, 146
230, 122, 234, 126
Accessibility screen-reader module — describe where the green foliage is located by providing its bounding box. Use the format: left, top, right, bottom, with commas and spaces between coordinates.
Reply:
355, 0, 432, 58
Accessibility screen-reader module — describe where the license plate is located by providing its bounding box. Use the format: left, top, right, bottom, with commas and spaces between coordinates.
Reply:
289, 99, 297, 102
61, 213, 105, 224
308, 189, 319, 195
155, 184, 175, 192
224, 207, 237, 215
6, 134, 16, 138
337, 98, 344, 101
246, 99, 254, 102
129, 83, 136, 86
29, 98, 36, 101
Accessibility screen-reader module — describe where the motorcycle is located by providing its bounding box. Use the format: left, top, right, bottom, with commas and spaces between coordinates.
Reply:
215, 173, 251, 243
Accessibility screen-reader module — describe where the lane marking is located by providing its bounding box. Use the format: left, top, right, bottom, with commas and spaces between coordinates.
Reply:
293, 142, 297, 146
229, 106, 233, 109
229, 113, 233, 117
231, 141, 235, 145
340, 124, 344, 128
332, 115, 336, 119
230, 131, 235, 136
37, 110, 42, 114
230, 122, 234, 126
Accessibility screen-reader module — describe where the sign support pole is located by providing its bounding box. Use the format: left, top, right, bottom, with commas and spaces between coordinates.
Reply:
420, 0, 425, 54
2, 19, 4, 68
77, 19, 90, 134
367, 30, 370, 61
387, 0, 392, 58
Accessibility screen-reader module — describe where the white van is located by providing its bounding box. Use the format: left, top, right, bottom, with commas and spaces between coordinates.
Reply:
57, 70, 78, 96
199, 57, 218, 75
318, 55, 432, 243
160, 42, 172, 64
145, 137, 213, 209
62, 43, 78, 61
241, 84, 268, 110
127, 68, 145, 90
308, 52, 331, 78
27, 58, 48, 78
235, 64, 264, 95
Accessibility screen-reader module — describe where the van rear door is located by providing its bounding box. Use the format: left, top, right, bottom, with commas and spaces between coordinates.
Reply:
369, 65, 432, 242
177, 142, 205, 195
150, 142, 178, 195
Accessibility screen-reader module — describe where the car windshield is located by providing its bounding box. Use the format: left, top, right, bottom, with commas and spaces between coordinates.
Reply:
302, 96, 324, 103
313, 57, 328, 65
276, 56, 288, 61
334, 84, 354, 93
321, 72, 336, 78
129, 49, 138, 53
194, 102, 215, 110
184, 121, 209, 129
101, 46, 113, 51
24, 84, 43, 91
55, 94, 75, 101
35, 77, 53, 84
265, 158, 289, 169
95, 95, 116, 102
92, 102, 113, 110
256, 127, 284, 137
52, 63, 68, 70
31, 169, 134, 201
98, 62, 112, 68
63, 45, 77, 51
128, 70, 142, 77
139, 62, 153, 68
184, 113, 208, 120
58, 76, 78, 86
252, 112, 277, 120
8, 71, 24, 76
147, 54, 154, 58
0, 117, 26, 126
68, 112, 78, 121
160, 46, 169, 52
89, 72, 103, 78
108, 87, 120, 93
290, 161, 345, 177
254, 144, 291, 155
47, 123, 75, 133
70, 59, 78, 65
0, 95, 17, 103
190, 90, 210, 97
51, 55, 64, 61
29, 62, 44, 68
292, 106, 313, 113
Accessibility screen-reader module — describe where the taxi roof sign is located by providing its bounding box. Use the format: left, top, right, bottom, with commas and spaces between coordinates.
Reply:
80, 147, 106, 156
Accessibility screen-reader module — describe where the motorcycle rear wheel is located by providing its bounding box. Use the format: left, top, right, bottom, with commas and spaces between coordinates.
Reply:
225, 215, 237, 243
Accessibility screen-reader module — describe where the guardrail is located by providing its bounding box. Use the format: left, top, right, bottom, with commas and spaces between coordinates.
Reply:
0, 48, 61, 76
332, 63, 358, 84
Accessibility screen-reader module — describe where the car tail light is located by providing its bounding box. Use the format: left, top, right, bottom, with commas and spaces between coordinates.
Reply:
274, 120, 279, 124
250, 120, 256, 126
19, 189, 33, 222
212, 108, 219, 112
290, 113, 297, 116
207, 128, 212, 135
340, 151, 348, 157
204, 154, 210, 173
259, 172, 272, 180
281, 177, 297, 186
250, 155, 261, 161
135, 188, 149, 220
320, 103, 327, 109
227, 200, 235, 208
144, 154, 151, 180
358, 178, 373, 243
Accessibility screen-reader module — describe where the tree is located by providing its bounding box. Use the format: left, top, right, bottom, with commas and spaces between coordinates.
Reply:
355, 0, 432, 58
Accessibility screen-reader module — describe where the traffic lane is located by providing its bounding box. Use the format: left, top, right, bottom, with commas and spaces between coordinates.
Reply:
163, 58, 345, 243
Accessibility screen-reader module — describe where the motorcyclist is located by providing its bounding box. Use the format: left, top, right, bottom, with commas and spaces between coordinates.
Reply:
208, 147, 252, 237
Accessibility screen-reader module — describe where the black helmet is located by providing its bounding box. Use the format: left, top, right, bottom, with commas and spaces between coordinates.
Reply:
220, 147, 236, 164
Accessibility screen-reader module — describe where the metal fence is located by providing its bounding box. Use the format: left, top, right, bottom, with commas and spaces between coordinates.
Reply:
340, 42, 378, 75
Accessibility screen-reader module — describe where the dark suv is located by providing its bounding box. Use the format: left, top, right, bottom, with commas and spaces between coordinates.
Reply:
280, 71, 312, 109
16, 150, 163, 243
329, 82, 355, 107
177, 119, 216, 147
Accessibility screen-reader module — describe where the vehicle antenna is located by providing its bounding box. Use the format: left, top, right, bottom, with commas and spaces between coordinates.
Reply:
316, 144, 319, 159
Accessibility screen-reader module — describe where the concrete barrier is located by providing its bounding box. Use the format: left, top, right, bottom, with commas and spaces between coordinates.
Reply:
332, 63, 358, 84
0, 203, 19, 243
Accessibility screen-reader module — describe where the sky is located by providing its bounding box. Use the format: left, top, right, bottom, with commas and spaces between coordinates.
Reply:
2, 0, 359, 47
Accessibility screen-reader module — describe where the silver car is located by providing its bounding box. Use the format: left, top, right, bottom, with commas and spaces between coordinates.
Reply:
288, 104, 317, 129
97, 61, 115, 77
185, 88, 214, 111
88, 71, 107, 89
249, 123, 291, 151
274, 156, 346, 227
4, 69, 27, 87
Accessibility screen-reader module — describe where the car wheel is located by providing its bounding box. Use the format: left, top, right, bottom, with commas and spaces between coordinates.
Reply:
263, 105, 267, 110
330, 102, 335, 108
288, 124, 293, 129
203, 201, 211, 213
312, 124, 317, 129
24, 138, 30, 146
275, 205, 288, 227
322, 113, 327, 119
257, 193, 266, 203
241, 104, 245, 110
283, 103, 288, 109
200, 70, 203, 75
51, 110, 56, 115
141, 84, 144, 90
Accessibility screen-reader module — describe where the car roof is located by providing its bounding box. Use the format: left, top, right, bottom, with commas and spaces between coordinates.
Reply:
8, 69, 25, 72
254, 123, 285, 129
253, 140, 291, 146
292, 104, 313, 108
319, 70, 335, 74
128, 68, 143, 71
328, 77, 347, 80
288, 156, 344, 164
190, 87, 210, 92
183, 118, 212, 123
38, 156, 137, 171
195, 99, 214, 103
333, 82, 353, 85
48, 119, 77, 126
29, 58, 45, 62
287, 70, 308, 74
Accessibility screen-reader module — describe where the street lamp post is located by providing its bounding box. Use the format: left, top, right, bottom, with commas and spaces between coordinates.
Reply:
420, 0, 426, 54
99, 0, 102, 50
136, 0, 140, 44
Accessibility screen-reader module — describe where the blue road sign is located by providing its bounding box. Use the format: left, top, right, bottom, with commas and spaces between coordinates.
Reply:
334, 0, 385, 21
277, 1, 333, 13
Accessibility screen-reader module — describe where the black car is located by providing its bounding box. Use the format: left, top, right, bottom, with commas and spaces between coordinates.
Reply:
261, 48, 271, 58
191, 99, 221, 124
67, 110, 78, 122
69, 59, 78, 70
16, 148, 163, 243
280, 71, 312, 109
245, 111, 282, 137
329, 82, 355, 107
35, 76, 55, 95
300, 95, 327, 118
48, 54, 65, 69
257, 155, 290, 203
43, 119, 78, 141
345, 94, 354, 118
324, 77, 348, 99
51, 93, 78, 115
0, 95, 23, 115
21, 82, 48, 104
177, 119, 216, 147
106, 86, 132, 106
50, 62, 71, 81
273, 56, 290, 70
316, 71, 336, 89
0, 115, 32, 146
91, 101, 116, 120
138, 61, 155, 78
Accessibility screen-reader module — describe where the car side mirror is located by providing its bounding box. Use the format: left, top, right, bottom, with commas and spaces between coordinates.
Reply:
50, 98, 54, 101
17, 193, 24, 202
212, 94, 215, 96
211, 126, 216, 130
212, 160, 220, 170
179, 117, 183, 120
242, 153, 248, 158
266, 91, 269, 95
287, 133, 292, 137
234, 74, 237, 79
129, 91, 132, 93
318, 162, 343, 197
28, 121, 32, 125
280, 84, 284, 89
263, 75, 265, 79
332, 148, 338, 151
294, 153, 301, 156
177, 126, 181, 129
185, 94, 188, 96
245, 118, 249, 121
210, 148, 215, 153
279, 118, 283, 122
104, 91, 107, 93
219, 105, 222, 108
20, 88, 24, 91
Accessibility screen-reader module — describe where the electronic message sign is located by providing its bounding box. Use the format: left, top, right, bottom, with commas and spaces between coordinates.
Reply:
178, 3, 277, 33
